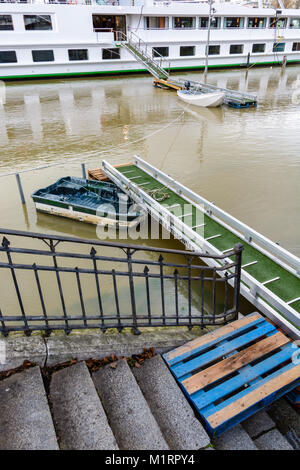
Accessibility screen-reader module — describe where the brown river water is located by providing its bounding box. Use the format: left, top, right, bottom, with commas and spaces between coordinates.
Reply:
0, 65, 299, 323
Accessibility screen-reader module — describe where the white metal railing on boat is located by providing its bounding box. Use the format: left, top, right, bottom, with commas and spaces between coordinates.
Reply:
0, 0, 151, 5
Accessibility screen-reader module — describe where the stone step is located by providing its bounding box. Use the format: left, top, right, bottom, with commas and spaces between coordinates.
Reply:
93, 359, 169, 450
132, 355, 210, 450
242, 410, 276, 439
254, 428, 293, 450
0, 366, 58, 450
267, 397, 300, 449
49, 362, 118, 450
213, 424, 258, 450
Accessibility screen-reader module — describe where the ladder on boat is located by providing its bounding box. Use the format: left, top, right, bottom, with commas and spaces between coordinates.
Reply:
101, 156, 300, 340
115, 31, 257, 108
116, 31, 169, 80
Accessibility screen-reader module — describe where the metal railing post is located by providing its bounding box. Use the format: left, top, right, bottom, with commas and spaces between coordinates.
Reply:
127, 248, 140, 335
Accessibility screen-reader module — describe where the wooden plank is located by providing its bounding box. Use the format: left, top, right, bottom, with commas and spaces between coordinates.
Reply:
88, 163, 133, 181
171, 321, 275, 379
182, 331, 290, 394
154, 79, 182, 91
206, 364, 300, 429
194, 344, 296, 410
166, 313, 262, 362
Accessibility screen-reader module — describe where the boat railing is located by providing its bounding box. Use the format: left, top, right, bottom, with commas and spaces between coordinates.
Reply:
0, 228, 243, 336
116, 30, 170, 80
0, 0, 153, 5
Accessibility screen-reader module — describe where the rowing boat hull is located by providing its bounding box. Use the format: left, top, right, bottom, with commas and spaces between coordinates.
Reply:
177, 90, 225, 108
34, 202, 145, 229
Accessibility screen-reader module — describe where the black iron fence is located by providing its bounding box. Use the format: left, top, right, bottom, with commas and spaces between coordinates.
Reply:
0, 229, 243, 336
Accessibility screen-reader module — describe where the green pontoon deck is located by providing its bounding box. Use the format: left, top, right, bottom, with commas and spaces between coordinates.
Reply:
102, 156, 300, 339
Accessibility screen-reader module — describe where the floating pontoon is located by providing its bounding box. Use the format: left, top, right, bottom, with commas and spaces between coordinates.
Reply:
101, 156, 300, 340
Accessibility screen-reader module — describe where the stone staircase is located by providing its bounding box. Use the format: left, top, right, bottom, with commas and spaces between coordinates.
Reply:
0, 355, 298, 450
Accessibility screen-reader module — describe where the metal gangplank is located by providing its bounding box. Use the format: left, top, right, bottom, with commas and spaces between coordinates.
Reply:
116, 31, 257, 108
116, 31, 169, 80
102, 156, 300, 340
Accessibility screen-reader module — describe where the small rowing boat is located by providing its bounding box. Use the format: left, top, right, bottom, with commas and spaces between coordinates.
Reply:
31, 176, 144, 228
177, 89, 225, 108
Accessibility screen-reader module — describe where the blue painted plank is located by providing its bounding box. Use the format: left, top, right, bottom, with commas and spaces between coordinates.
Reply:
206, 376, 300, 437
164, 313, 265, 367
191, 343, 295, 410
287, 390, 300, 404
202, 360, 300, 421
171, 321, 275, 379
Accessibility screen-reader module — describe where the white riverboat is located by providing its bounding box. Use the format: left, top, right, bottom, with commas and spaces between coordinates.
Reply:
0, 0, 299, 80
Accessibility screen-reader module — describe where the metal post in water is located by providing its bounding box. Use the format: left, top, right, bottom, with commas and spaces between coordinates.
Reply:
246, 52, 250, 68
282, 55, 287, 68
15, 173, 25, 205
81, 163, 86, 180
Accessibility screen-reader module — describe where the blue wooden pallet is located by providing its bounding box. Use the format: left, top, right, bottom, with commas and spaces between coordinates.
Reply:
163, 312, 300, 437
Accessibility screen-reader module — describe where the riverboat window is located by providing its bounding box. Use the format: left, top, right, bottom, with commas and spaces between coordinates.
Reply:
272, 42, 285, 52
224, 17, 244, 28
173, 17, 196, 29
207, 45, 220, 55
199, 17, 221, 29
152, 47, 169, 57
247, 17, 266, 28
180, 46, 195, 56
290, 18, 300, 28
24, 15, 52, 31
292, 42, 300, 51
102, 48, 120, 60
92, 15, 126, 36
229, 44, 244, 54
252, 43, 266, 53
32, 50, 54, 62
0, 15, 13, 31
269, 17, 287, 28
0, 50, 17, 63
68, 49, 88, 61
144, 17, 169, 29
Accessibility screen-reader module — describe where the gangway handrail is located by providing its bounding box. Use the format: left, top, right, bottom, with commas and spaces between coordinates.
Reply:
183, 79, 257, 101
132, 156, 299, 276
116, 30, 169, 80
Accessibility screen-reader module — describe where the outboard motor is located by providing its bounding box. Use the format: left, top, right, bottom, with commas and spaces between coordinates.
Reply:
184, 80, 191, 91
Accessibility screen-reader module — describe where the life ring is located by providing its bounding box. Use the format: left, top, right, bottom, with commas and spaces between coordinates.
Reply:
67, 0, 78, 4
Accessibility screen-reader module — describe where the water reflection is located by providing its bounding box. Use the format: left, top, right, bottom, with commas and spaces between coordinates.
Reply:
0, 66, 299, 259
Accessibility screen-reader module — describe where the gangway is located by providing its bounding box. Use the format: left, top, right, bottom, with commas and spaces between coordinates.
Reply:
101, 156, 300, 340
116, 31, 257, 108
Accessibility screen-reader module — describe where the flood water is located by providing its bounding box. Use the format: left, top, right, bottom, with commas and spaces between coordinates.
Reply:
0, 65, 299, 325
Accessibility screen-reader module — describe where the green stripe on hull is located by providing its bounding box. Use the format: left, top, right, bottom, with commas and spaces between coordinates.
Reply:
1, 59, 299, 81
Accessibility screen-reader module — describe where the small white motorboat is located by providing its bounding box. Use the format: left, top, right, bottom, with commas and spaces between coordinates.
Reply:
177, 89, 225, 108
